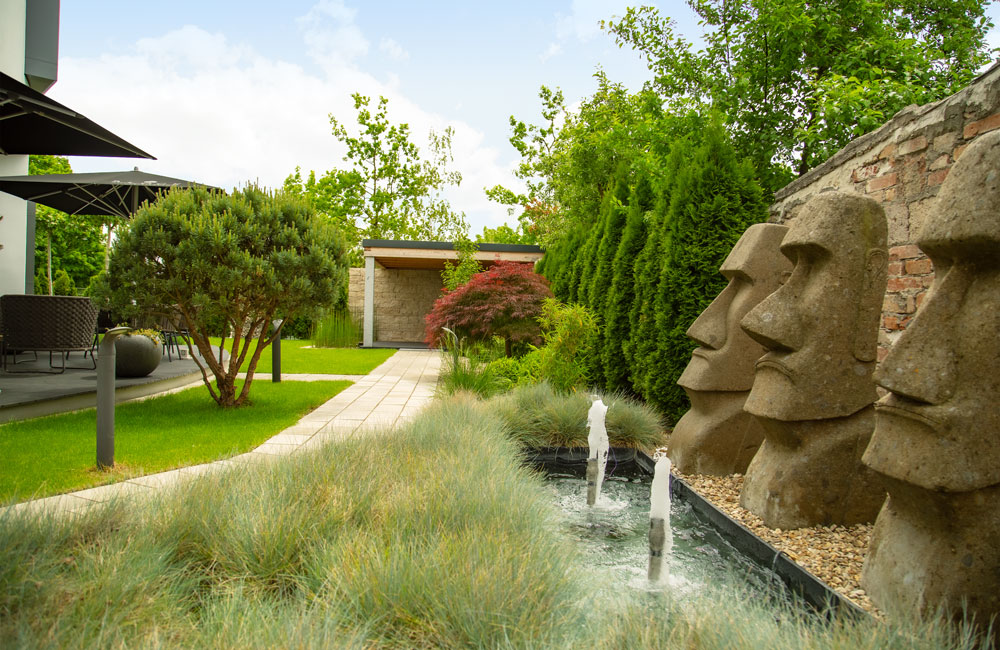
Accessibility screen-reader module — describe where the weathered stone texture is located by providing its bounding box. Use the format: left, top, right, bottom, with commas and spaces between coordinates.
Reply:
738, 192, 888, 529
861, 131, 1000, 636
669, 223, 790, 475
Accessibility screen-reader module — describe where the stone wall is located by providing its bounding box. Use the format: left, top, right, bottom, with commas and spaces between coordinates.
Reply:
770, 63, 1000, 360
348, 266, 443, 343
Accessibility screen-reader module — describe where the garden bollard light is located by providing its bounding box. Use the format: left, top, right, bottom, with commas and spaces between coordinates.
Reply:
272, 319, 284, 383
97, 327, 131, 469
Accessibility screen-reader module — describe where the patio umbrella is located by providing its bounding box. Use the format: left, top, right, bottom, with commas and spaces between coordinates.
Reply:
0, 71, 154, 159
0, 168, 218, 219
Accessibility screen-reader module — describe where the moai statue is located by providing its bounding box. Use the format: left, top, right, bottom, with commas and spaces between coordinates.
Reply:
861, 130, 1000, 633
669, 223, 791, 475
738, 191, 888, 529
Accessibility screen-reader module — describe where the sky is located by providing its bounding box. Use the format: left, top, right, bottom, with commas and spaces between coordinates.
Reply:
49, 1, 1000, 237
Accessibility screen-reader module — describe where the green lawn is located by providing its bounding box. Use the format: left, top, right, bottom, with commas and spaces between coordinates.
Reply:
203, 338, 395, 374
0, 380, 351, 503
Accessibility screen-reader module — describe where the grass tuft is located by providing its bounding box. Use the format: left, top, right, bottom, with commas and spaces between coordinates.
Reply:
489, 381, 665, 449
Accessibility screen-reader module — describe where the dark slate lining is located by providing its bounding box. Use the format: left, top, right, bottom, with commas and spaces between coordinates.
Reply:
361, 239, 542, 254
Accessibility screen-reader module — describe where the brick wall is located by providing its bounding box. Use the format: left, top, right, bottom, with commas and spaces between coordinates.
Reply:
347, 266, 444, 343
769, 63, 1000, 360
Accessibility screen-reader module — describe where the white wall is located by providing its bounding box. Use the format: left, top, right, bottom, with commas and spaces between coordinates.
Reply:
0, 0, 31, 295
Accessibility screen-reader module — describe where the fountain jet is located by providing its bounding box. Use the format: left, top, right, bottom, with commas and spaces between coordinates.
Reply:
586, 396, 609, 506
648, 455, 673, 582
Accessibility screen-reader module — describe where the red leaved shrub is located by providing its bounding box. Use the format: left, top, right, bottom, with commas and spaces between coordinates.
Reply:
424, 261, 553, 356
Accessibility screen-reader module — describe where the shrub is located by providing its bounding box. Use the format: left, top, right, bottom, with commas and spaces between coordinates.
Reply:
424, 261, 553, 357
101, 185, 349, 407
534, 299, 598, 392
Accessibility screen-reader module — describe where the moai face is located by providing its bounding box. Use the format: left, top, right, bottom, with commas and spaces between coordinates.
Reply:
865, 132, 1000, 491
740, 192, 887, 421
679, 223, 791, 392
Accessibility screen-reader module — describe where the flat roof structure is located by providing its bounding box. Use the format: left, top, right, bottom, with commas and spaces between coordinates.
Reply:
360, 239, 544, 347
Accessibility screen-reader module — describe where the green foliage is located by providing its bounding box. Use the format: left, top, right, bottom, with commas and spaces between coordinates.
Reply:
440, 236, 482, 291
476, 222, 536, 245
645, 121, 768, 421
488, 382, 664, 449
488, 75, 670, 249
585, 167, 631, 387
102, 185, 349, 407
435, 328, 502, 398
605, 1, 994, 191
602, 171, 653, 393
311, 309, 362, 348
285, 93, 468, 265
28, 155, 104, 294
535, 299, 598, 392
627, 140, 690, 397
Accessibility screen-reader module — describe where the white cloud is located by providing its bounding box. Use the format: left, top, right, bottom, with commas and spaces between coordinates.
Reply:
539, 42, 562, 62
297, 0, 369, 70
379, 37, 409, 62
49, 15, 515, 235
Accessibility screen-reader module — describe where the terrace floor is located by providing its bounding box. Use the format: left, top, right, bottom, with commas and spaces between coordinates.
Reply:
3, 348, 442, 517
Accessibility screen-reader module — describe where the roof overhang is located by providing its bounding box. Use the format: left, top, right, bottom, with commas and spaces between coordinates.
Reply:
362, 239, 543, 270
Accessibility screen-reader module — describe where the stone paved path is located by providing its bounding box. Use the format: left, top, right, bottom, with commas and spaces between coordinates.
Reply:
8, 349, 441, 517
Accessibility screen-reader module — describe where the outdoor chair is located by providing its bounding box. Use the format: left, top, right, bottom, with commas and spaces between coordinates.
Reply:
159, 315, 190, 362
0, 294, 99, 373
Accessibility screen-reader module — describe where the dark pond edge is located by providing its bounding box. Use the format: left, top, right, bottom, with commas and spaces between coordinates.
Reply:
522, 446, 870, 622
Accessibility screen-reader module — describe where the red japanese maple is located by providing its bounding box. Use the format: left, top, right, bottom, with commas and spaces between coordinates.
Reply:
424, 261, 553, 356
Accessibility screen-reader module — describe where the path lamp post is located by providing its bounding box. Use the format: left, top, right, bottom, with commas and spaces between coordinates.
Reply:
97, 326, 131, 469
271, 319, 284, 383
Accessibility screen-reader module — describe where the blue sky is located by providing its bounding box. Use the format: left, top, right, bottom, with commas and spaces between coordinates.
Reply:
49, 1, 999, 236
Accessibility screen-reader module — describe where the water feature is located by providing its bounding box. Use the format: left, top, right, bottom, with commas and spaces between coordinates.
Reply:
546, 469, 786, 601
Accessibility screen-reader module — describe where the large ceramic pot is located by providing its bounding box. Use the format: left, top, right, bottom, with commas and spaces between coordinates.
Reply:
115, 334, 162, 378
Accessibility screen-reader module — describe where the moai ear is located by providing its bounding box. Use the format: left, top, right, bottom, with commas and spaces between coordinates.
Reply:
853, 248, 888, 362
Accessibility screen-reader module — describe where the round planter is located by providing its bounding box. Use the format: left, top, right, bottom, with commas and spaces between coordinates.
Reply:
115, 334, 162, 378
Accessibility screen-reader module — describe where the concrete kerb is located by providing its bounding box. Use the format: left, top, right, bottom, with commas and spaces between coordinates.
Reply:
5, 349, 442, 518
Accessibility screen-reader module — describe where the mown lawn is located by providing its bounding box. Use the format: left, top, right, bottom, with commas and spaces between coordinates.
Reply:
203, 338, 395, 374
0, 380, 351, 502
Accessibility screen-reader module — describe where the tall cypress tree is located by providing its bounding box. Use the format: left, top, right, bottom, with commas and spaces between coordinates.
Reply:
626, 141, 689, 397
602, 170, 653, 393
584, 167, 631, 387
645, 121, 768, 422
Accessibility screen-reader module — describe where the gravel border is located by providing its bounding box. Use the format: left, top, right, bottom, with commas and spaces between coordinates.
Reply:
665, 459, 882, 616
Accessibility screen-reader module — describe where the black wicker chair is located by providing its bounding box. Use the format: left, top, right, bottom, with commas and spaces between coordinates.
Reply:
0, 294, 99, 373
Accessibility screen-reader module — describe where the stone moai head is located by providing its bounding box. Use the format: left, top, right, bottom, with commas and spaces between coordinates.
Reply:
740, 191, 888, 421
864, 130, 1000, 492
678, 223, 791, 392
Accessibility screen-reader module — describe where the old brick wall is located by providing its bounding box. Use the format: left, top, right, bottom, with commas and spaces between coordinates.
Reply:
769, 63, 1000, 360
348, 266, 443, 343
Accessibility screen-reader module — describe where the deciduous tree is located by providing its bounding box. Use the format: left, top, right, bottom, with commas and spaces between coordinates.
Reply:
285, 93, 468, 264
605, 1, 994, 192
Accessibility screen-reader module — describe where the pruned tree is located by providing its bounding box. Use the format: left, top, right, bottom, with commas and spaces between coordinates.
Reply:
424, 261, 553, 357
102, 185, 349, 407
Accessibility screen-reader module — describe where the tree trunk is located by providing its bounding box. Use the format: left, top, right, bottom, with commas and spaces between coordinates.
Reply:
104, 223, 114, 271
46, 233, 53, 295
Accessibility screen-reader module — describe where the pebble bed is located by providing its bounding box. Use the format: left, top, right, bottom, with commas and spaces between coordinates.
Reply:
672, 468, 880, 616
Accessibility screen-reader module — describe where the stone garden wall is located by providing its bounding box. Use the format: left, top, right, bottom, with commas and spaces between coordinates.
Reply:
769, 63, 1000, 361
348, 266, 443, 343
